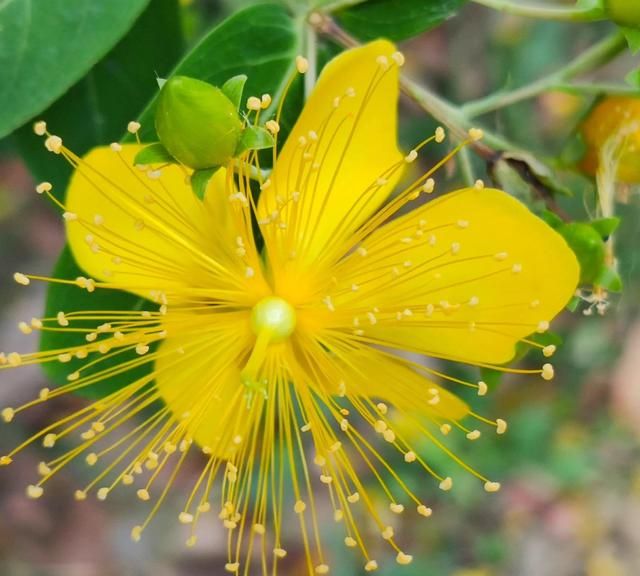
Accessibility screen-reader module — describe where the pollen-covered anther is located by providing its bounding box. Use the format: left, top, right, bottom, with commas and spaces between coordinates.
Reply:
477, 381, 488, 396
62, 211, 78, 222
404, 149, 418, 163
315, 564, 330, 574
404, 450, 417, 463
7, 353, 22, 367
97, 487, 110, 501
2, 408, 15, 423
396, 552, 413, 565
390, 503, 404, 514
110, 142, 123, 152
484, 481, 501, 493
383, 429, 396, 443
466, 429, 481, 441
135, 343, 150, 355
494, 251, 508, 261
474, 179, 485, 190
422, 178, 435, 194
131, 526, 143, 542
13, 272, 30, 286
294, 500, 306, 514
74, 490, 87, 501
127, 121, 141, 134
512, 263, 523, 274
44, 135, 63, 154
345, 536, 357, 548
439, 476, 453, 491
543, 344, 556, 357
537, 320, 550, 333
296, 55, 309, 74
43, 433, 57, 448
496, 418, 508, 434
381, 525, 394, 540
246, 96, 262, 111
541, 363, 555, 381
376, 54, 390, 69
18, 321, 32, 335
365, 560, 379, 572
260, 93, 272, 109
26, 485, 44, 499
36, 182, 52, 194
440, 423, 452, 435
273, 548, 287, 558
0, 456, 12, 466
33, 121, 47, 136
391, 51, 405, 66
31, 318, 43, 329
347, 492, 360, 504
468, 128, 484, 141
265, 120, 280, 134
179, 512, 194, 524
417, 504, 432, 517
137, 488, 150, 501
85, 452, 98, 466
435, 126, 446, 143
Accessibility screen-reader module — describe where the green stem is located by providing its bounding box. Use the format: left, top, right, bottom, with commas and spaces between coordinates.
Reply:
459, 147, 477, 186
304, 20, 318, 99
470, 0, 605, 21
461, 32, 627, 118
552, 82, 640, 96
315, 0, 368, 12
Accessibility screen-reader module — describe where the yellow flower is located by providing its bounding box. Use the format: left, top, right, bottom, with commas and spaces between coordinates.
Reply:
3, 41, 578, 573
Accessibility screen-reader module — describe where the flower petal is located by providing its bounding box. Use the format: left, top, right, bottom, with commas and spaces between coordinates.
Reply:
153, 313, 254, 455
333, 187, 579, 364
259, 40, 404, 271
65, 145, 265, 302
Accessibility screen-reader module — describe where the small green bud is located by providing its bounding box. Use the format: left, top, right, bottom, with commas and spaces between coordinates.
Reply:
605, 0, 640, 28
155, 76, 243, 170
558, 222, 605, 285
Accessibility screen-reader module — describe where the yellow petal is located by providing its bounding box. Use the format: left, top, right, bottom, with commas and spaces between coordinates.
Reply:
259, 40, 404, 277
333, 187, 579, 364
153, 313, 254, 455
65, 145, 265, 302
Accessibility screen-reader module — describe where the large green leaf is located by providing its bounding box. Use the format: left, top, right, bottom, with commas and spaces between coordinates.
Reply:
133, 3, 301, 142
13, 0, 183, 197
0, 0, 152, 138
336, 0, 467, 41
39, 246, 155, 400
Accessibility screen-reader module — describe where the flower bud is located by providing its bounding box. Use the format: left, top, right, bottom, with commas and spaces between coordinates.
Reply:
155, 76, 242, 170
579, 96, 640, 183
558, 222, 605, 285
605, 0, 640, 28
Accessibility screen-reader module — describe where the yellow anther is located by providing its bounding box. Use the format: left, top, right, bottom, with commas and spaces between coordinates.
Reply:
127, 121, 141, 134
496, 418, 508, 434
404, 149, 418, 163
33, 121, 47, 135
7, 353, 22, 367
13, 272, 30, 286
97, 487, 110, 501
247, 96, 262, 111
294, 500, 306, 514
137, 488, 150, 501
383, 429, 396, 443
265, 120, 280, 134
542, 363, 555, 381
253, 523, 266, 535
484, 481, 501, 493
404, 451, 416, 463
345, 536, 357, 547
224, 563, 240, 573
391, 51, 405, 66
45, 135, 63, 153
543, 344, 557, 357
347, 492, 360, 504
334, 509, 344, 522
273, 548, 287, 558
466, 430, 481, 441
261, 93, 272, 108
435, 126, 446, 143
179, 512, 194, 524
439, 476, 453, 491
2, 408, 15, 423
315, 565, 329, 574
136, 343, 150, 355
43, 433, 57, 448
35, 182, 52, 194
26, 484, 44, 499
0, 456, 12, 466
382, 526, 394, 540
477, 381, 488, 396
417, 504, 432, 517
85, 453, 98, 466
390, 503, 404, 514
474, 179, 485, 190
74, 490, 87, 501
131, 526, 143, 542
422, 178, 435, 194
374, 420, 387, 433
186, 536, 197, 548
320, 474, 333, 484
468, 128, 484, 141
396, 552, 413, 565
365, 560, 379, 572
296, 55, 309, 74
37, 460, 49, 476
39, 388, 50, 401
110, 142, 123, 152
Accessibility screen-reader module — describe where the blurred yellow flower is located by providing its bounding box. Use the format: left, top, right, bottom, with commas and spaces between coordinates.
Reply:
1, 41, 578, 574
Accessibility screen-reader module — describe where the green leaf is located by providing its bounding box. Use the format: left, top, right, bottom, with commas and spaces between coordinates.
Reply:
40, 246, 155, 400
237, 126, 276, 154
191, 167, 220, 200
222, 75, 249, 110
132, 3, 301, 143
595, 267, 623, 292
621, 26, 640, 52
13, 0, 183, 198
591, 217, 620, 239
134, 142, 176, 165
0, 0, 152, 138
336, 0, 467, 42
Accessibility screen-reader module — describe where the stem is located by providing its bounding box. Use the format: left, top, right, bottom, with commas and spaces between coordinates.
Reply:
470, 0, 604, 21
461, 32, 627, 118
304, 20, 318, 99
315, 0, 368, 12
459, 147, 476, 186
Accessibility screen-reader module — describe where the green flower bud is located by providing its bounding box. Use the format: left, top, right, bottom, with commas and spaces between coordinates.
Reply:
605, 0, 640, 28
558, 222, 605, 285
155, 76, 243, 170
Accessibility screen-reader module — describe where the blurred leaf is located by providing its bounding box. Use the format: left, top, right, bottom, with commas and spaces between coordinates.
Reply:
0, 0, 151, 138
625, 67, 640, 86
40, 246, 155, 399
591, 217, 620, 239
336, 0, 467, 41
13, 0, 183, 197
621, 26, 640, 52
596, 266, 623, 292
132, 3, 301, 143
222, 75, 248, 110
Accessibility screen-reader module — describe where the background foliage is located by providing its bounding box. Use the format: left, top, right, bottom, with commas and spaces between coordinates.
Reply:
1, 0, 639, 575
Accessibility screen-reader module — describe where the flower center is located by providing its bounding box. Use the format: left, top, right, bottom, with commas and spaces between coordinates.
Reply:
250, 296, 296, 342
242, 297, 296, 407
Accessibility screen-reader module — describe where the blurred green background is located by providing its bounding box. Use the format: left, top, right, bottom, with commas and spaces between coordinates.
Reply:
1, 0, 640, 575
